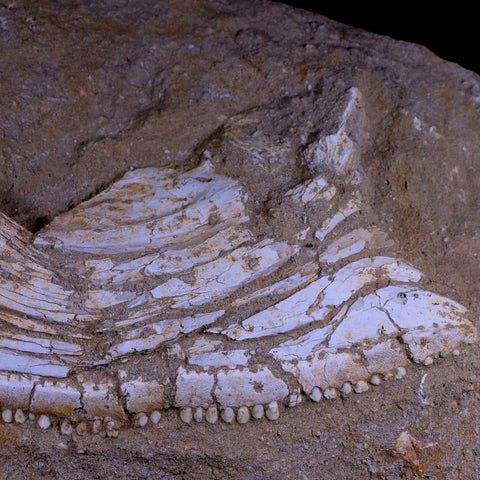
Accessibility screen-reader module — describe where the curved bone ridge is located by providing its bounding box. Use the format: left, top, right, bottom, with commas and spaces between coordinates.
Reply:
0, 87, 477, 429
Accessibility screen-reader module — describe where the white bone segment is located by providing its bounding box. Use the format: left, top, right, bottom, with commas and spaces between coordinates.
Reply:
0, 349, 71, 377
188, 350, 251, 368
119, 378, 165, 413
315, 196, 361, 242
220, 256, 423, 340
318, 228, 394, 264
30, 381, 81, 417
286, 177, 337, 204
231, 261, 318, 307
214, 367, 289, 407
174, 367, 215, 408
0, 332, 82, 356
0, 373, 35, 408
34, 162, 249, 254
108, 311, 224, 358
83, 225, 253, 286
149, 240, 299, 308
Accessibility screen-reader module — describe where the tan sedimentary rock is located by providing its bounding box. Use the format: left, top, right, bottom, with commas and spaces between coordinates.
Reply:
0, 0, 479, 435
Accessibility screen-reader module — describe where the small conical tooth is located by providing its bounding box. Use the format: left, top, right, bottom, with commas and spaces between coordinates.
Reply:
265, 401, 280, 421
180, 407, 193, 424
251, 404, 264, 419
341, 382, 353, 395
221, 407, 235, 424
92, 418, 103, 434
150, 411, 162, 424
309, 387, 322, 402
453, 349, 460, 356
1, 409, 13, 423
193, 407, 203, 423
395, 367, 406, 380
76, 421, 89, 436
423, 356, 434, 366
205, 406, 218, 424
354, 380, 369, 393
237, 406, 250, 424
134, 412, 149, 428
60, 420, 73, 436
288, 391, 302, 407
323, 387, 338, 400
29, 413, 35, 421
37, 414, 51, 430
370, 374, 382, 386
105, 417, 119, 438
14, 409, 26, 424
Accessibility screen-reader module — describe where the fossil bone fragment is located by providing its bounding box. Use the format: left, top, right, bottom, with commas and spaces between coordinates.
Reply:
0, 87, 476, 430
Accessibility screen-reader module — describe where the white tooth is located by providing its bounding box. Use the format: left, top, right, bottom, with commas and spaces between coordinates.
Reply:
423, 356, 434, 366
205, 406, 218, 424
60, 420, 74, 435
75, 421, 88, 436
354, 381, 369, 394
134, 413, 149, 427
37, 414, 51, 430
288, 390, 302, 407
309, 387, 322, 402
323, 387, 338, 400
92, 419, 103, 435
221, 407, 235, 424
251, 405, 264, 419
193, 408, 203, 422
395, 367, 407, 380
370, 374, 382, 385
14, 409, 26, 424
105, 417, 119, 438
341, 382, 353, 395
150, 411, 162, 424
1, 409, 13, 423
265, 401, 280, 421
237, 406, 250, 424
180, 407, 193, 424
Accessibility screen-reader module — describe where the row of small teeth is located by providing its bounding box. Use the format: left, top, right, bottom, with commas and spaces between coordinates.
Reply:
178, 359, 454, 423
0, 409, 163, 436
180, 401, 280, 424
0, 358, 442, 430
178, 368, 411, 423
305, 368, 408, 403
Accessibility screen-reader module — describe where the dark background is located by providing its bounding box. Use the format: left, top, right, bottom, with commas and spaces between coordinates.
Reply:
277, 2, 479, 75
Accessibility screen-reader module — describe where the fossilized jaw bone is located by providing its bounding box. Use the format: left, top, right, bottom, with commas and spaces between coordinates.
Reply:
0, 87, 477, 431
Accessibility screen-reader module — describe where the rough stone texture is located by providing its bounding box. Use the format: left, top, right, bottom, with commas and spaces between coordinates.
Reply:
2, 0, 480, 478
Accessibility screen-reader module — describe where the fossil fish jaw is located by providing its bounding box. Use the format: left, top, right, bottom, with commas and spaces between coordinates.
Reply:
0, 88, 477, 431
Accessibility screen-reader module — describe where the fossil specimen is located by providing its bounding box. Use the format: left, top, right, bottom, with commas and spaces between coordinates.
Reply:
0, 88, 477, 433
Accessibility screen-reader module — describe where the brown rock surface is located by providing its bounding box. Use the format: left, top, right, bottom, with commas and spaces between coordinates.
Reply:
1, 1, 480, 478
